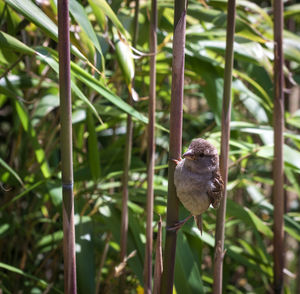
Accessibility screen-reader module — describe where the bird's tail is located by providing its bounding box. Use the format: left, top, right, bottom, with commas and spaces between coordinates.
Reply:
194, 215, 202, 235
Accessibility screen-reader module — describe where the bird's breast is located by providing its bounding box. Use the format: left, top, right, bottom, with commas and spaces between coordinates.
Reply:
174, 160, 212, 215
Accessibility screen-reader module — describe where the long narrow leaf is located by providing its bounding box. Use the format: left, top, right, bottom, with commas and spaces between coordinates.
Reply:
0, 262, 63, 294
0, 157, 23, 186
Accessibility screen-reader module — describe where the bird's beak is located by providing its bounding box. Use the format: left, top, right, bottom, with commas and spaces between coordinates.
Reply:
182, 149, 194, 160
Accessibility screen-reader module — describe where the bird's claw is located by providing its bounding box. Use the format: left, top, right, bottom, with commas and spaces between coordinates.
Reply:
166, 214, 193, 232
167, 222, 184, 232
169, 157, 182, 165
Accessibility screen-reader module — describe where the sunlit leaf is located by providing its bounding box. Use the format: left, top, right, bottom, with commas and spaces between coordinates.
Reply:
0, 157, 23, 186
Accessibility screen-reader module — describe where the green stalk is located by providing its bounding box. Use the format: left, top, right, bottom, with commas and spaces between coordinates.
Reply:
120, 113, 132, 262
119, 69, 133, 292
212, 1, 236, 293
57, 0, 77, 293
273, 0, 285, 292
120, 0, 140, 289
160, 1, 187, 293
144, 0, 157, 293
153, 217, 163, 294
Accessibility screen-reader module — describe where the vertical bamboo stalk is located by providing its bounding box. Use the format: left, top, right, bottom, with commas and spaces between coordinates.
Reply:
144, 0, 157, 293
160, 1, 187, 293
153, 217, 163, 294
273, 0, 285, 293
120, 114, 132, 261
120, 0, 140, 289
57, 0, 77, 293
212, 1, 236, 293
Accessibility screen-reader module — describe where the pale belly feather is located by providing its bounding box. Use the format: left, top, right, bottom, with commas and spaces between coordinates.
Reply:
174, 159, 213, 215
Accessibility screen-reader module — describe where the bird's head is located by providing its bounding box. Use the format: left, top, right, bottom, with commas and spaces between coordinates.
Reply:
183, 138, 219, 168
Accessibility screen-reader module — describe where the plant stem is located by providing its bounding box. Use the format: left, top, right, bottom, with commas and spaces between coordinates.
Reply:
144, 0, 157, 293
160, 1, 187, 293
273, 0, 285, 293
120, 0, 140, 289
153, 217, 163, 294
120, 114, 132, 260
212, 1, 236, 293
57, 0, 77, 293
132, 0, 140, 46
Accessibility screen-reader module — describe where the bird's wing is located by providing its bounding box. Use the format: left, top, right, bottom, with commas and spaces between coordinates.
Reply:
208, 170, 224, 208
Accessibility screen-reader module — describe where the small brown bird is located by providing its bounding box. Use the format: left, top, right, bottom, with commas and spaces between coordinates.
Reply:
171, 138, 224, 232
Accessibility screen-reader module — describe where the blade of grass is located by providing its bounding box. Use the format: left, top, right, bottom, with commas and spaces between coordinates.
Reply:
14, 99, 51, 178
5, 0, 85, 60
69, 0, 105, 72
88, 0, 127, 37
86, 110, 101, 180
0, 262, 63, 294
0, 180, 45, 210
0, 157, 23, 186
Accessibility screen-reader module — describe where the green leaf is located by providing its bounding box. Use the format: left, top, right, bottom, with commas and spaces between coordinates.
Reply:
185, 53, 224, 124
233, 69, 272, 108
247, 185, 300, 241
0, 262, 63, 293
5, 0, 87, 61
35, 47, 103, 124
1, 180, 45, 210
233, 79, 270, 123
32, 94, 60, 126
0, 31, 35, 55
284, 4, 300, 18
88, 0, 127, 37
0, 157, 23, 186
69, 0, 105, 71
36, 47, 156, 129
14, 100, 51, 178
237, 0, 273, 25
86, 110, 101, 180
3, 76, 51, 178
37, 231, 63, 248
5, 0, 57, 40
175, 231, 204, 294
88, 0, 106, 31
227, 199, 273, 238
256, 144, 300, 171
75, 216, 96, 294
113, 28, 135, 89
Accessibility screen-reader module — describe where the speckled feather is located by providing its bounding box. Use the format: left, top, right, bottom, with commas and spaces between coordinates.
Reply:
174, 138, 224, 230
188, 138, 218, 157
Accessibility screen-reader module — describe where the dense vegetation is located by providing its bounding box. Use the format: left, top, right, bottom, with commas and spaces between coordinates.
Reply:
0, 0, 300, 293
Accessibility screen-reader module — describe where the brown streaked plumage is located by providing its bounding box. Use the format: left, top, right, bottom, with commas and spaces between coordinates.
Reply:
171, 138, 224, 233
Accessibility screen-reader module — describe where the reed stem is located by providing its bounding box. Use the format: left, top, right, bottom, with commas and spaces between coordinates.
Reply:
273, 0, 285, 292
120, 0, 140, 291
160, 1, 187, 293
144, 0, 157, 293
212, 1, 236, 293
58, 0, 77, 293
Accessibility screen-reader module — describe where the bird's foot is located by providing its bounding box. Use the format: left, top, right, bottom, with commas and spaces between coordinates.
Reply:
167, 214, 193, 232
169, 157, 182, 165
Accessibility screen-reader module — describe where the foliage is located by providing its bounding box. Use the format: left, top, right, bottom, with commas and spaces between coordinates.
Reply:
0, 0, 300, 293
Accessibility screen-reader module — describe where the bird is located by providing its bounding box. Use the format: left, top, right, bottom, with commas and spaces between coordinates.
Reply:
170, 138, 224, 233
